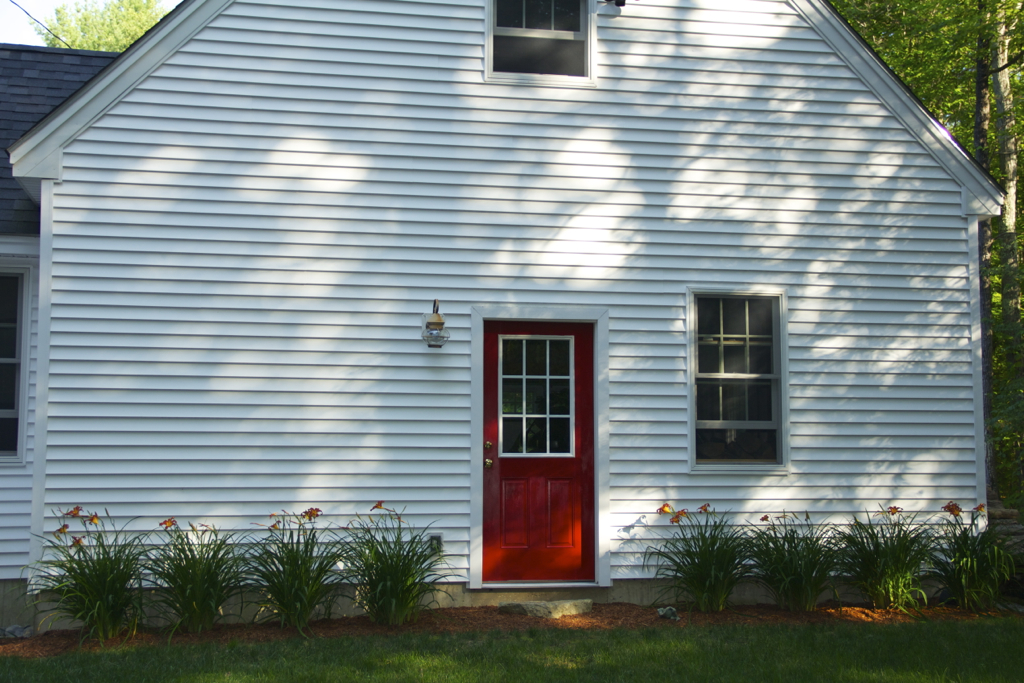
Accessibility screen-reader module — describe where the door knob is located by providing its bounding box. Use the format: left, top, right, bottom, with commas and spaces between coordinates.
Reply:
484, 458, 493, 469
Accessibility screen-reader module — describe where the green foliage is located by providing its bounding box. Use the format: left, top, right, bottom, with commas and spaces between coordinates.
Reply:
643, 504, 749, 613
147, 518, 247, 634
928, 502, 1016, 611
747, 512, 839, 612
245, 508, 346, 633
31, 507, 147, 642
836, 506, 933, 610
34, 0, 169, 52
340, 503, 447, 626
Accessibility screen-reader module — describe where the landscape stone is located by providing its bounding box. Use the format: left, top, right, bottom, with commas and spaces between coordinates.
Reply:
497, 599, 592, 619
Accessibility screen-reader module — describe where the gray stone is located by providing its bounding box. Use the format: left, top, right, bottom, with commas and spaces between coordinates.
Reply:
498, 599, 593, 619
1, 625, 31, 638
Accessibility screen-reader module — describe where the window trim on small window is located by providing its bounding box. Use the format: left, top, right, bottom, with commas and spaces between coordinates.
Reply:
686, 287, 790, 475
0, 268, 30, 466
485, 0, 598, 87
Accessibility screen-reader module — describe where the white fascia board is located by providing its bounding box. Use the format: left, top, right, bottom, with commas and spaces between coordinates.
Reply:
9, 0, 235, 182
791, 0, 1003, 218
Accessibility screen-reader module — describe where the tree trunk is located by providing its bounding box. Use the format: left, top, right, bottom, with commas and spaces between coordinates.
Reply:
975, 0, 995, 497
993, 5, 1023, 491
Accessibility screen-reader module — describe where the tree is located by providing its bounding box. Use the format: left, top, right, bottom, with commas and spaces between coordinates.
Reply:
830, 0, 1024, 502
34, 0, 169, 53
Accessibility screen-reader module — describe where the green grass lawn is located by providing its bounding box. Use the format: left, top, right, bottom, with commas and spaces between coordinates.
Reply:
3, 618, 1022, 682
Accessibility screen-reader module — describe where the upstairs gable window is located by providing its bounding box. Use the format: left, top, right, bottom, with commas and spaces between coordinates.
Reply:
0, 275, 22, 462
491, 0, 588, 78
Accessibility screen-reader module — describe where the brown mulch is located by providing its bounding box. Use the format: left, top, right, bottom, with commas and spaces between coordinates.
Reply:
0, 601, 1014, 660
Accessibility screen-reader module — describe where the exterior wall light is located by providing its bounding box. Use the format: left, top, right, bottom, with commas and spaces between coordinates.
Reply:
421, 299, 450, 348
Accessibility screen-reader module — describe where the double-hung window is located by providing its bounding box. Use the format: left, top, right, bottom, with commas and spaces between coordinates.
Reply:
489, 0, 590, 81
691, 293, 786, 468
0, 274, 23, 462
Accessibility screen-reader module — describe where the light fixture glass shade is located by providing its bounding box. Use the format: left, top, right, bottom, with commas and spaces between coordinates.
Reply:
422, 312, 450, 348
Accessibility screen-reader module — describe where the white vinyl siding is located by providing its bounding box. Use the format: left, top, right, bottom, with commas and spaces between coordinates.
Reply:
33, 0, 982, 582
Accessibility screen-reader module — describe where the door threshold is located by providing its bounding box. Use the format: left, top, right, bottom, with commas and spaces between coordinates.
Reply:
479, 582, 602, 590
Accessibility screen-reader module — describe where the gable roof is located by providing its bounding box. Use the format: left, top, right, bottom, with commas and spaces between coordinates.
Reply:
7, 0, 1005, 217
0, 44, 116, 234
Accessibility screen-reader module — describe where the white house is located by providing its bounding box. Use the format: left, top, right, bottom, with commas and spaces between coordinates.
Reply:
2, 0, 1003, 598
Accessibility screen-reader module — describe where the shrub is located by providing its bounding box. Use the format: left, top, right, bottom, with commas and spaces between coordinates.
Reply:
340, 502, 447, 626
147, 518, 247, 634
245, 507, 346, 633
643, 503, 749, 612
836, 505, 933, 610
928, 501, 1015, 611
747, 512, 838, 612
31, 507, 148, 642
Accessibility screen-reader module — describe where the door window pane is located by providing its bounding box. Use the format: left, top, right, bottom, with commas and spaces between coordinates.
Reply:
500, 336, 574, 456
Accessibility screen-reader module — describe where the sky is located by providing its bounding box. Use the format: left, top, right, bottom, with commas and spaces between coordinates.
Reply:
0, 0, 184, 47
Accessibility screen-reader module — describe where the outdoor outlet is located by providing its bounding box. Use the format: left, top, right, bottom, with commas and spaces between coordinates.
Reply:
429, 533, 444, 554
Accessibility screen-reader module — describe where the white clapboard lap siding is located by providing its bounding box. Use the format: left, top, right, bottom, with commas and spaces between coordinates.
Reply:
24, 0, 991, 582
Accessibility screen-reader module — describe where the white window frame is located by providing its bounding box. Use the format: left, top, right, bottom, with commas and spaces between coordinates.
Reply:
686, 287, 790, 475
0, 265, 32, 466
485, 0, 599, 88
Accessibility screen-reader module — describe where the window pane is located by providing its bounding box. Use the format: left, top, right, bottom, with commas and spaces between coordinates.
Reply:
696, 382, 720, 421
748, 382, 773, 421
525, 378, 546, 414
749, 343, 772, 374
549, 418, 570, 452
698, 343, 719, 374
549, 339, 570, 375
0, 327, 16, 359
0, 365, 15, 411
502, 339, 522, 376
525, 417, 546, 453
748, 298, 773, 336
503, 417, 524, 453
492, 36, 586, 77
723, 344, 745, 373
697, 298, 720, 335
696, 428, 777, 461
524, 0, 551, 30
0, 418, 16, 452
722, 383, 745, 421
549, 378, 570, 414
0, 277, 17, 325
502, 378, 523, 414
722, 299, 746, 335
552, 0, 580, 31
497, 0, 523, 27
525, 340, 547, 375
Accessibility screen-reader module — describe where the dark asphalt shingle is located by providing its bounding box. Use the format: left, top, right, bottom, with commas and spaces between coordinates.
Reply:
0, 43, 116, 235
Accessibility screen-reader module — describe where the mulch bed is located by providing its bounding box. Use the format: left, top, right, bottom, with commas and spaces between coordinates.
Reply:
0, 601, 1015, 660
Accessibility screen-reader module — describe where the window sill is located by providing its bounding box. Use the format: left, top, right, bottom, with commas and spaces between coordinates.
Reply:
689, 463, 790, 476
485, 71, 597, 88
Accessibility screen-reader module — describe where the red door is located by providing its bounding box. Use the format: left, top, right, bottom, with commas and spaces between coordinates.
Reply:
483, 321, 594, 582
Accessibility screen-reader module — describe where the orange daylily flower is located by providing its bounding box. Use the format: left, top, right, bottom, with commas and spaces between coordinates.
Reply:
301, 507, 322, 521
159, 518, 176, 529
697, 503, 711, 513
657, 503, 673, 515
760, 514, 770, 522
71, 536, 84, 547
53, 523, 69, 537
669, 510, 688, 524
942, 501, 963, 517
269, 521, 280, 530
64, 506, 84, 518
973, 504, 986, 513
371, 501, 385, 511
87, 513, 100, 525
